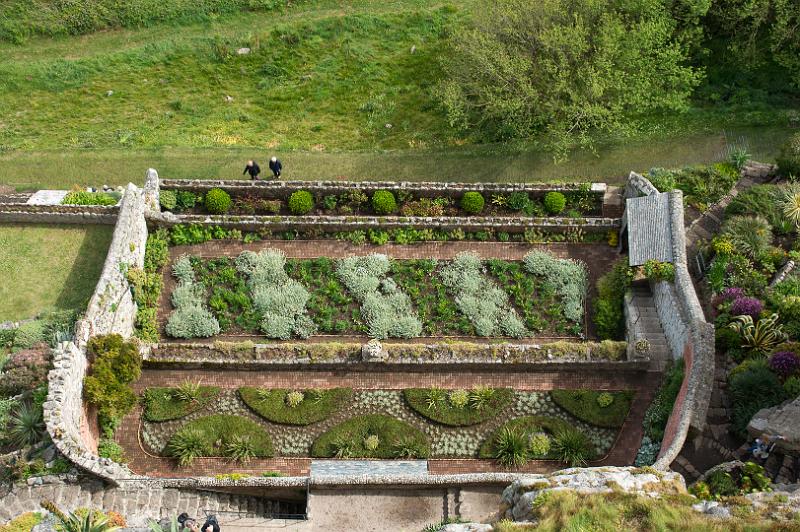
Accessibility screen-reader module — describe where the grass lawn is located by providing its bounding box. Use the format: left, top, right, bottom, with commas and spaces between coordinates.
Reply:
0, 224, 112, 321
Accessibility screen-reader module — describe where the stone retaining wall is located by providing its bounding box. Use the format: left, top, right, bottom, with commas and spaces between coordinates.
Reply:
0, 203, 118, 224
624, 173, 715, 471
43, 184, 149, 483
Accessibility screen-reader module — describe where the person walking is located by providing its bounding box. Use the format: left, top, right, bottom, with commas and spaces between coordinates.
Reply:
243, 160, 261, 180
269, 156, 282, 179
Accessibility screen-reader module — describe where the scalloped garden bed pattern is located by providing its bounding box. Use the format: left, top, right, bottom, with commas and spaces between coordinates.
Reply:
158, 251, 594, 341
140, 387, 627, 464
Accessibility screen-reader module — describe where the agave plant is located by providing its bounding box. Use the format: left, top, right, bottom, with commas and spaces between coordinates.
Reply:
782, 184, 800, 229
40, 501, 120, 532
9, 401, 46, 448
729, 313, 788, 356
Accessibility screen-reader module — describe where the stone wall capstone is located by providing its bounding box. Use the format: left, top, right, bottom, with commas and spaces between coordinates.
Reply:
0, 203, 118, 224
43, 183, 149, 483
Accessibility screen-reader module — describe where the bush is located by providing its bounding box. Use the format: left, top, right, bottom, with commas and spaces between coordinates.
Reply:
404, 388, 513, 426
642, 260, 675, 283
203, 188, 232, 214
777, 132, 800, 178
729, 363, 787, 438
143, 386, 220, 422
725, 185, 790, 235
721, 216, 773, 258
0, 345, 50, 396
62, 190, 118, 206
167, 415, 273, 466
288, 190, 314, 215
647, 168, 678, 192
543, 192, 566, 214
594, 259, 632, 340
83, 334, 142, 433
159, 190, 177, 211
440, 252, 527, 337
371, 190, 397, 215
143, 229, 169, 273
97, 439, 126, 463
768, 351, 800, 378
550, 389, 634, 428
729, 297, 763, 319
784, 376, 800, 398
506, 192, 530, 211
166, 256, 220, 339
176, 191, 196, 211
239, 387, 352, 425
523, 250, 588, 323
460, 191, 485, 214
643, 359, 684, 441
311, 415, 429, 458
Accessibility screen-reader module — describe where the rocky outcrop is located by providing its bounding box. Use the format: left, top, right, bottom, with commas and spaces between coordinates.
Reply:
748, 398, 800, 453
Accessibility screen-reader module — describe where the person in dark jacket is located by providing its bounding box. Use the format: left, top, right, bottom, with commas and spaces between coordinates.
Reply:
269, 156, 282, 178
243, 160, 261, 180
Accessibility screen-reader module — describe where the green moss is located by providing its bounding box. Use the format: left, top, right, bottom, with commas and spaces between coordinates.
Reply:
403, 388, 513, 426
311, 414, 429, 458
167, 414, 273, 459
550, 389, 634, 428
142, 386, 221, 422
239, 387, 352, 425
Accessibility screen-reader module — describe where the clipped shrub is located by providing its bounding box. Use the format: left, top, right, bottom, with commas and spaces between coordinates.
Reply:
524, 250, 588, 323
543, 191, 566, 214
777, 132, 800, 177
550, 389, 633, 428
371, 190, 397, 215
460, 191, 485, 214
159, 190, 177, 211
288, 190, 314, 215
203, 188, 232, 214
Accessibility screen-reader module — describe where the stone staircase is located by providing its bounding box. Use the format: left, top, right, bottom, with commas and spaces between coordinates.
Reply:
0, 479, 307, 527
626, 283, 670, 372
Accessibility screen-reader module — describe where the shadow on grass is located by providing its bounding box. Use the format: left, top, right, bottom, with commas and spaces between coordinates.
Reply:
53, 224, 114, 313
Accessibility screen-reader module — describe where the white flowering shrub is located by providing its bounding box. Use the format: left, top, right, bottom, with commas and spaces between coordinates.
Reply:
336, 254, 422, 339
523, 250, 588, 323
440, 252, 527, 337
236, 250, 317, 340
166, 255, 220, 338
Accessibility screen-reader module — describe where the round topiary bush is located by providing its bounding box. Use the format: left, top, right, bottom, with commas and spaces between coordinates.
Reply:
288, 190, 314, 215
204, 188, 232, 214
543, 191, 566, 214
371, 190, 397, 215
460, 191, 485, 214
777, 132, 800, 178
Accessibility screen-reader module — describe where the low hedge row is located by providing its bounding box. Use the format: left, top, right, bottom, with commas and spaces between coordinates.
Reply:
142, 386, 221, 422
239, 387, 353, 425
404, 388, 514, 426
310, 414, 429, 459
550, 389, 634, 428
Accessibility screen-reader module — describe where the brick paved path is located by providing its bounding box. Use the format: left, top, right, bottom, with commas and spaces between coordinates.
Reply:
116, 367, 660, 478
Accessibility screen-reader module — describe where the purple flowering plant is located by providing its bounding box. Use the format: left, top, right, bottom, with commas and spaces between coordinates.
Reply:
730, 296, 763, 319
769, 351, 800, 378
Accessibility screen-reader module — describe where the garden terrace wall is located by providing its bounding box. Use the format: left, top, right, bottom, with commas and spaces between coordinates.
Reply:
149, 213, 620, 233
623, 172, 714, 471
144, 340, 640, 370
0, 203, 119, 224
43, 184, 148, 483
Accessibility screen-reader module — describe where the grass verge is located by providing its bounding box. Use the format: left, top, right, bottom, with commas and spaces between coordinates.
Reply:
550, 390, 634, 429
239, 387, 353, 425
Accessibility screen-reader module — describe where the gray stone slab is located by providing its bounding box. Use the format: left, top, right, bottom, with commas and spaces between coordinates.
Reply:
311, 460, 428, 476
26, 190, 68, 205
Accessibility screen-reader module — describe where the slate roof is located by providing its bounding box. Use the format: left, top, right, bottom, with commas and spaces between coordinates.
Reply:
626, 192, 674, 266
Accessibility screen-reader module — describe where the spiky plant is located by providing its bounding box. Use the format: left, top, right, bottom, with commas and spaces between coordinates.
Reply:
552, 428, 593, 467
331, 437, 354, 459
468, 386, 495, 411
225, 435, 257, 464
393, 437, 427, 459
782, 184, 800, 229
305, 389, 326, 404
729, 313, 788, 356
425, 387, 446, 410
167, 429, 207, 467
10, 401, 45, 447
721, 215, 773, 258
40, 501, 120, 532
285, 391, 305, 408
173, 380, 202, 404
448, 389, 469, 409
494, 427, 528, 468
147, 518, 181, 532
363, 434, 380, 452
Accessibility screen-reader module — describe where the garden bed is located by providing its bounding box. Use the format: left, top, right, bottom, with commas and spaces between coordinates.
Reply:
138, 386, 629, 466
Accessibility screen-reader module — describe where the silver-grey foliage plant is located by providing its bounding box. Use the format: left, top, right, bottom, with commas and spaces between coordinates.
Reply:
165, 255, 220, 338
523, 250, 588, 323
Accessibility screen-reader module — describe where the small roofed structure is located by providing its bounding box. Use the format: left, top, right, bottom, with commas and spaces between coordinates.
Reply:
625, 192, 674, 267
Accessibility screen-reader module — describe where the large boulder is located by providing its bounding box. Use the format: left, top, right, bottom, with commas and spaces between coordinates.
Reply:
748, 398, 800, 453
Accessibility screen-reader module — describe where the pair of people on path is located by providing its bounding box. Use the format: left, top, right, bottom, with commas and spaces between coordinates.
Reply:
243, 157, 282, 180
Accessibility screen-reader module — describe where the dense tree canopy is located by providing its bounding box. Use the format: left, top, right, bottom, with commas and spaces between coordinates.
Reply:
438, 0, 703, 153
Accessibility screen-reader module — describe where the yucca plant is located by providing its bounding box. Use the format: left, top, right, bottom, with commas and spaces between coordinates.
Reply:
729, 313, 788, 356
173, 380, 202, 404
41, 501, 120, 532
494, 427, 528, 468
782, 184, 800, 229
10, 401, 46, 448
552, 428, 593, 467
167, 429, 208, 466
468, 386, 495, 411
225, 435, 257, 464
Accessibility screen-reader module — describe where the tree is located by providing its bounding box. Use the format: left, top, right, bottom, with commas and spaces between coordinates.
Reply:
438, 0, 702, 156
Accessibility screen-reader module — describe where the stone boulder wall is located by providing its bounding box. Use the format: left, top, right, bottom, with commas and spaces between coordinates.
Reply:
500, 466, 686, 522
43, 184, 148, 483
